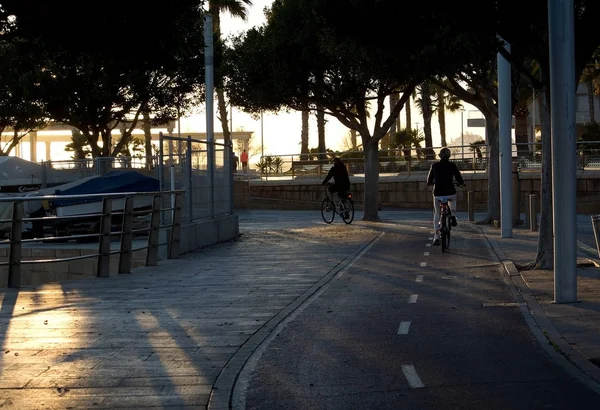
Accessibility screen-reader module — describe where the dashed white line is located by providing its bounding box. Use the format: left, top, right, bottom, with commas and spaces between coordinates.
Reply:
408, 294, 418, 304
398, 321, 411, 335
420, 262, 427, 267
415, 275, 423, 282
402, 364, 425, 388
425, 243, 432, 247
428, 237, 433, 240
423, 252, 430, 256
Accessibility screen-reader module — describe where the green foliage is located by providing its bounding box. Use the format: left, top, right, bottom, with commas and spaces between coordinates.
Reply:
256, 155, 285, 174
578, 122, 600, 154
65, 130, 91, 160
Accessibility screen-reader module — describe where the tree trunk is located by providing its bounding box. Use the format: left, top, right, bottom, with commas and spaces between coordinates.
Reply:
514, 108, 529, 157
300, 109, 309, 160
406, 97, 412, 129
530, 88, 554, 269
142, 111, 153, 168
438, 97, 447, 146
483, 114, 500, 222
588, 81, 596, 123
317, 107, 326, 159
420, 82, 434, 159
390, 93, 399, 135
216, 90, 230, 145
350, 129, 357, 150
362, 139, 380, 221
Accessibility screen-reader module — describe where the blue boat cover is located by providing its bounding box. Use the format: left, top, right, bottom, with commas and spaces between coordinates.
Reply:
50, 170, 159, 208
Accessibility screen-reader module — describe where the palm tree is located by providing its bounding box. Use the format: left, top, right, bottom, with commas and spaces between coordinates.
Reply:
432, 83, 463, 147
414, 81, 435, 159
580, 47, 599, 124
209, 0, 253, 146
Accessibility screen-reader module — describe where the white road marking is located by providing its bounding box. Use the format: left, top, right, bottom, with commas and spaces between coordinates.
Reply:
420, 262, 427, 267
423, 252, 430, 256
398, 321, 411, 335
402, 364, 425, 388
425, 243, 431, 247
428, 237, 433, 240
408, 294, 418, 304
416, 275, 424, 282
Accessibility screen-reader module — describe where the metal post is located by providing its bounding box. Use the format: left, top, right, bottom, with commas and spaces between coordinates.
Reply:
118, 197, 134, 274
158, 132, 165, 191
170, 164, 176, 222
498, 38, 513, 238
229, 143, 235, 214
461, 110, 465, 160
204, 13, 215, 219
169, 193, 183, 259
525, 194, 531, 229
97, 198, 112, 277
467, 191, 475, 222
512, 162, 520, 226
8, 201, 23, 287
591, 215, 600, 260
41, 161, 48, 188
146, 195, 161, 267
529, 194, 538, 232
549, 0, 577, 303
187, 136, 193, 222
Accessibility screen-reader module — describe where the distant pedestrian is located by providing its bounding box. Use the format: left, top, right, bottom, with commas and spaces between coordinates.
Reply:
241, 149, 249, 172
232, 152, 239, 172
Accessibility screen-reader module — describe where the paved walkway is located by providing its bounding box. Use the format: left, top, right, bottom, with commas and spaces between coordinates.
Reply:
0, 210, 599, 409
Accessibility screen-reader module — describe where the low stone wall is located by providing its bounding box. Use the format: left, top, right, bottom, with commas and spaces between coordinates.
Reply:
235, 171, 600, 214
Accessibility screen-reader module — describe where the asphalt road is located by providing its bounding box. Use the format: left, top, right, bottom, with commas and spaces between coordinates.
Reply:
234, 211, 600, 409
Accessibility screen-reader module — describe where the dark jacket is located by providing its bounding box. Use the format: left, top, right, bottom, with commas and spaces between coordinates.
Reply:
323, 162, 350, 191
426, 158, 464, 196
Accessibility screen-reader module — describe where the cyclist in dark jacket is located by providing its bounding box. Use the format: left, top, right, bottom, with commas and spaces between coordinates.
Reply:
322, 157, 350, 204
426, 147, 465, 245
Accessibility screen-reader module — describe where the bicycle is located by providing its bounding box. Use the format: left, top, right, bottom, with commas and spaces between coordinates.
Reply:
435, 183, 465, 252
321, 185, 355, 224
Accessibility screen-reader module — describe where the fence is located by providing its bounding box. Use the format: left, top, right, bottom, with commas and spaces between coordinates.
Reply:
251, 141, 600, 180
157, 134, 234, 222
0, 190, 183, 288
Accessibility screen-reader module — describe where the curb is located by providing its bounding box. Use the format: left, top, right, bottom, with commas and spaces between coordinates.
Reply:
478, 225, 600, 395
208, 231, 384, 410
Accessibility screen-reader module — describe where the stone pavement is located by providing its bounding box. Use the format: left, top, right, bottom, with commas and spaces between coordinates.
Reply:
0, 209, 599, 409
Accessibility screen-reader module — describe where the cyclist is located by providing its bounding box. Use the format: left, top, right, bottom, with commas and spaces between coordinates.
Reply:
322, 157, 350, 208
426, 147, 465, 245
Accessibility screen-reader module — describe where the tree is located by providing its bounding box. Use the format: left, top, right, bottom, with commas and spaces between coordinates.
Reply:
432, 83, 463, 147
225, 0, 499, 220
210, 0, 253, 146
492, 0, 600, 268
0, 38, 46, 156
2, 0, 204, 158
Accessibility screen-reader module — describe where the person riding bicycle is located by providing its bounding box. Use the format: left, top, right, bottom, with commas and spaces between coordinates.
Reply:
322, 157, 350, 208
426, 147, 465, 246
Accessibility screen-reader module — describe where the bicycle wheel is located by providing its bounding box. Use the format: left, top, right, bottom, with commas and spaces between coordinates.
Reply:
321, 197, 335, 224
341, 199, 355, 224
446, 215, 451, 248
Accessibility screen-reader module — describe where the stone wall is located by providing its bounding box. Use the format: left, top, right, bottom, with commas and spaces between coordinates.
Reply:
234, 171, 600, 214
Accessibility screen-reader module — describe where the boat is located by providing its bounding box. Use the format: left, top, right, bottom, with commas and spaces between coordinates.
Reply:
47, 170, 160, 217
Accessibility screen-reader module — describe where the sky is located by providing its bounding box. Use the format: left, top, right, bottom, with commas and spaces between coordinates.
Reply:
181, 0, 486, 160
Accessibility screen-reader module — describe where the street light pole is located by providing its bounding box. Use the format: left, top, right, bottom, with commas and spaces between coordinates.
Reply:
260, 111, 264, 159
461, 109, 465, 160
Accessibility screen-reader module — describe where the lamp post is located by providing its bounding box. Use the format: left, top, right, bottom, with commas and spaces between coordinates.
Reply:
260, 111, 264, 159
461, 109, 465, 160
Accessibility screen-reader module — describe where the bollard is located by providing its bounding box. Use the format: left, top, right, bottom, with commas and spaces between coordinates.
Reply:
529, 194, 538, 232
592, 215, 600, 259
525, 194, 531, 229
467, 191, 475, 222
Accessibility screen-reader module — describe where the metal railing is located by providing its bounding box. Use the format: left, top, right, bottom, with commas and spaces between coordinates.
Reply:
250, 141, 600, 180
0, 190, 183, 288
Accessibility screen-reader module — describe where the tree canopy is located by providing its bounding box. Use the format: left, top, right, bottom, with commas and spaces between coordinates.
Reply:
0, 0, 205, 157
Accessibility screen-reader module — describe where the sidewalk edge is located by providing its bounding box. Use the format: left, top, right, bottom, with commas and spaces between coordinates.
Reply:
478, 225, 600, 395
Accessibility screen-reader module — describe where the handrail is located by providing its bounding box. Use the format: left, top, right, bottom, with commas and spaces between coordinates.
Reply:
2, 190, 185, 288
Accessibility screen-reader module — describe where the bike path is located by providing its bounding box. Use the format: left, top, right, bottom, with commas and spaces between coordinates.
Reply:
238, 217, 600, 410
